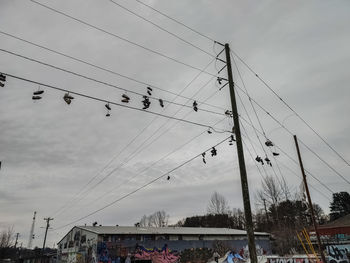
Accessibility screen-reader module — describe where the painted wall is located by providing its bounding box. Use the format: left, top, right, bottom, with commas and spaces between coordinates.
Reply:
58, 227, 98, 263
327, 244, 350, 263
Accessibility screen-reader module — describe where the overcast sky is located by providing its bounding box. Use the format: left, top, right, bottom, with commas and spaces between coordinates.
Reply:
0, 0, 349, 249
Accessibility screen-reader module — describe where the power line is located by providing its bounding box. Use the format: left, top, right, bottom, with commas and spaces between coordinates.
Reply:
239, 116, 335, 195
29, 0, 217, 77
95, 0, 340, 200
134, 0, 216, 43
0, 48, 226, 117
2, 72, 230, 132
241, 120, 331, 202
0, 30, 224, 111
107, 0, 214, 58
53, 136, 231, 230
230, 49, 350, 167
49, 55, 223, 217
52, 75, 223, 217
123, 0, 350, 166
56, 116, 228, 220
233, 54, 286, 189
233, 80, 350, 186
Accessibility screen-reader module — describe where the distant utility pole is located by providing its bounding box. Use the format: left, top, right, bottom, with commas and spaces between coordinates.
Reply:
14, 233, 19, 248
225, 43, 258, 263
294, 135, 326, 263
263, 198, 269, 223
41, 217, 53, 262
28, 211, 37, 249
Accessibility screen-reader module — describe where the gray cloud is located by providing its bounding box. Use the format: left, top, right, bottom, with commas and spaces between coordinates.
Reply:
0, 0, 349, 249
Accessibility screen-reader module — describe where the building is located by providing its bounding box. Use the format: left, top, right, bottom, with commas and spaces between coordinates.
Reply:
57, 226, 271, 263
309, 214, 350, 245
308, 214, 350, 263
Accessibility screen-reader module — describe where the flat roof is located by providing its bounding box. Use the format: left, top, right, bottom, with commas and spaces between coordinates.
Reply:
76, 226, 269, 236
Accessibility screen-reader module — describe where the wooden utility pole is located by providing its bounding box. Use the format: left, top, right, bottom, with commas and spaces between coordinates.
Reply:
294, 135, 326, 263
263, 198, 269, 223
14, 233, 19, 248
225, 43, 258, 263
41, 217, 53, 263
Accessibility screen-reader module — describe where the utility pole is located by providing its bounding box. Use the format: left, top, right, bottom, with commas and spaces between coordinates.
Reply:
14, 233, 19, 248
263, 198, 269, 223
28, 211, 37, 249
225, 43, 258, 263
294, 135, 326, 263
42, 217, 53, 263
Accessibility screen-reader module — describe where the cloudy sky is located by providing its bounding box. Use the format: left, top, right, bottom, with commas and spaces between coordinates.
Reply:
0, 0, 349, 249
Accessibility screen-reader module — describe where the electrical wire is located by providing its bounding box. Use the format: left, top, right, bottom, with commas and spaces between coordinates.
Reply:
230, 50, 350, 167
0, 48, 224, 116
107, 0, 214, 58
83, 0, 337, 205
241, 121, 331, 202
232, 80, 350, 186
49, 60, 224, 217
52, 136, 231, 230
52, 75, 224, 218
233, 54, 286, 189
0, 30, 225, 111
2, 72, 229, 132
239, 116, 335, 195
133, 0, 217, 43
29, 0, 217, 77
57, 116, 229, 220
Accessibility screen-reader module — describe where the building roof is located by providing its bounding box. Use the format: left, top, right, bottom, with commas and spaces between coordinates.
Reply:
76, 226, 269, 236
318, 214, 350, 228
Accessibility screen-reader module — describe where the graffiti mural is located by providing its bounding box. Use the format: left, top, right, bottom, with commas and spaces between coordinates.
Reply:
327, 245, 350, 263
135, 244, 180, 263
239, 244, 266, 258
267, 258, 317, 263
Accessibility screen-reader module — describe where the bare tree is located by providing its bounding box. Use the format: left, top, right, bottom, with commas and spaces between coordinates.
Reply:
207, 191, 230, 215
139, 215, 150, 227
150, 211, 169, 227
138, 211, 169, 227
280, 177, 291, 201
256, 176, 282, 207
0, 226, 14, 248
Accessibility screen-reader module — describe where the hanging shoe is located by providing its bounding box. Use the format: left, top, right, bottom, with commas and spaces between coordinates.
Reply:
33, 90, 44, 95
122, 94, 130, 103
32, 96, 42, 100
272, 152, 280, 156
63, 93, 74, 105
202, 152, 206, 164
159, 99, 164, 108
211, 147, 217, 156
105, 103, 111, 111
217, 77, 222, 85
265, 140, 274, 147
193, 101, 198, 112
